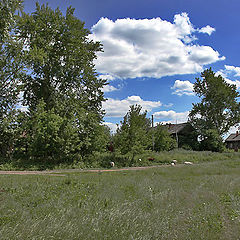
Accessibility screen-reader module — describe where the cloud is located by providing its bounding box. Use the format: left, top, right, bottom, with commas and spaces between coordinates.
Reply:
225, 79, 240, 89
171, 80, 194, 96
153, 110, 189, 123
188, 45, 224, 65
224, 65, 240, 77
103, 95, 162, 117
102, 85, 119, 92
103, 122, 118, 133
198, 25, 215, 35
163, 103, 174, 108
215, 70, 227, 78
98, 74, 116, 81
223, 124, 240, 140
215, 66, 240, 89
90, 13, 224, 79
16, 105, 29, 112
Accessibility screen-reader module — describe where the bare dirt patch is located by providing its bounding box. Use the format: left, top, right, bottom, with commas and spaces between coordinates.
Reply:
0, 165, 171, 176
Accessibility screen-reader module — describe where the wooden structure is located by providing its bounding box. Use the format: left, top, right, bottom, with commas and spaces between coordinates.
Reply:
164, 123, 197, 149
225, 131, 240, 151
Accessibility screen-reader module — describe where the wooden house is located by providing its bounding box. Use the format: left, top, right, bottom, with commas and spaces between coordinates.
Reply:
225, 131, 240, 151
164, 123, 198, 149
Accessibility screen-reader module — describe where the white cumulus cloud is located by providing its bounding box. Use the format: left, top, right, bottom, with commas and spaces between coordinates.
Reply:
153, 110, 189, 123
224, 65, 240, 77
215, 66, 240, 89
90, 13, 224, 79
171, 80, 194, 96
198, 25, 215, 35
103, 95, 162, 117
102, 85, 119, 93
225, 79, 240, 89
103, 122, 118, 133
99, 74, 116, 81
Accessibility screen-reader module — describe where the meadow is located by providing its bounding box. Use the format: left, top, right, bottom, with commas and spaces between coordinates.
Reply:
1, 159, 240, 239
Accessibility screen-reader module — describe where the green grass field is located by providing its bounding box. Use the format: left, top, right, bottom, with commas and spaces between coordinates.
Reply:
1, 160, 240, 239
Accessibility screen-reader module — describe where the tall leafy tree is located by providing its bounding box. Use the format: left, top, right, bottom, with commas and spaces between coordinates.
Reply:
0, 0, 25, 157
114, 105, 151, 156
189, 68, 240, 149
17, 3, 105, 114
153, 124, 176, 152
0, 0, 24, 116
13, 3, 107, 159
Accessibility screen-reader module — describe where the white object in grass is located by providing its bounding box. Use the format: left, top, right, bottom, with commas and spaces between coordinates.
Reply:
171, 162, 175, 166
184, 161, 193, 165
110, 161, 115, 167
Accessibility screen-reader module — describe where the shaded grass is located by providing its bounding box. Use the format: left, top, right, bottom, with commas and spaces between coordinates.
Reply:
0, 160, 240, 239
1, 149, 240, 170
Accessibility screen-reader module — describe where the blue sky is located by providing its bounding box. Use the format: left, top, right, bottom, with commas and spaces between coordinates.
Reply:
23, 0, 240, 134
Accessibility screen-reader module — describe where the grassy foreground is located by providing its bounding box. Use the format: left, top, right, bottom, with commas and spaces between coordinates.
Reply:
0, 160, 240, 239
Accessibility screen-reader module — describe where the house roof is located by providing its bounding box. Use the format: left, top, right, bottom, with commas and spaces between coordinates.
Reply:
225, 133, 240, 142
165, 123, 189, 134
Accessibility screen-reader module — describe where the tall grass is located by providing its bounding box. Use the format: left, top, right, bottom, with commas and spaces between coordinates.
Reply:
1, 149, 240, 170
0, 160, 240, 239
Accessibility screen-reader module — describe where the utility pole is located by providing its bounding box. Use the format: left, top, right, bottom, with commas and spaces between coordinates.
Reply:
152, 115, 154, 151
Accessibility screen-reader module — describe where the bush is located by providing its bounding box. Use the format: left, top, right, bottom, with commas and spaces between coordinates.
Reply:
200, 129, 225, 152
153, 124, 177, 151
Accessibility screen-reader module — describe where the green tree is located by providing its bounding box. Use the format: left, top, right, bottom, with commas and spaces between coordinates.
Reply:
26, 100, 81, 161
153, 124, 176, 152
189, 68, 240, 151
114, 105, 151, 158
11, 3, 107, 160
17, 3, 105, 114
199, 129, 225, 152
0, 0, 24, 116
0, 0, 25, 158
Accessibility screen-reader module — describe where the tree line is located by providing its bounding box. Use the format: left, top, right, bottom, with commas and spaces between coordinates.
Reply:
1, 0, 240, 166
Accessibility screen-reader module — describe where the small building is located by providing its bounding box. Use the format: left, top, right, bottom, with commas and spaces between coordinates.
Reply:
225, 131, 240, 151
164, 122, 198, 149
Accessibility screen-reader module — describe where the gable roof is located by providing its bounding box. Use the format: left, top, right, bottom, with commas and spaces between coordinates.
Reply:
165, 123, 189, 134
225, 133, 240, 142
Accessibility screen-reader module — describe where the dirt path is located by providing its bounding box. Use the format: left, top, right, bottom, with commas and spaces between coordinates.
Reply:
0, 170, 66, 176
0, 165, 170, 176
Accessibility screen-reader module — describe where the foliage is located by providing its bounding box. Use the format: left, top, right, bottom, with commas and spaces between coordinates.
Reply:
17, 3, 105, 113
189, 68, 240, 152
0, 3, 109, 161
113, 105, 151, 159
153, 124, 176, 151
19, 99, 110, 161
25, 100, 77, 161
189, 68, 240, 139
199, 129, 225, 152
0, 109, 19, 158
0, 0, 23, 40
0, 0, 25, 113
2, 148, 240, 170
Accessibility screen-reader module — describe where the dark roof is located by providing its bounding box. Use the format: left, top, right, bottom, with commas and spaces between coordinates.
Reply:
165, 123, 189, 134
225, 133, 240, 142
